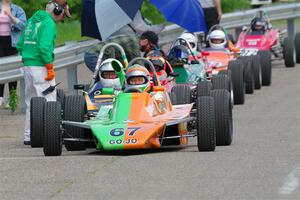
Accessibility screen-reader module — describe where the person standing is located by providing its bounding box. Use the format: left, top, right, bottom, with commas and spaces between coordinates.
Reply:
139, 30, 166, 58
16, 0, 71, 145
198, 0, 222, 33
0, 0, 26, 107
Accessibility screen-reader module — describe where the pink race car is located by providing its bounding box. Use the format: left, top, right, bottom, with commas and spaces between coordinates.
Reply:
236, 10, 296, 86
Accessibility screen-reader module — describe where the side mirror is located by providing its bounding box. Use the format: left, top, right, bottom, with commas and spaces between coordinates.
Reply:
169, 72, 179, 77
242, 26, 248, 32
74, 84, 85, 90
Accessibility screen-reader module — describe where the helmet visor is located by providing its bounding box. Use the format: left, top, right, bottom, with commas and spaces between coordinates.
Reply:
127, 76, 147, 85
101, 71, 118, 79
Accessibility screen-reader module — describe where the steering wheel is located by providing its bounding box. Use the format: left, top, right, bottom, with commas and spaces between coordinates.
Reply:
124, 87, 143, 93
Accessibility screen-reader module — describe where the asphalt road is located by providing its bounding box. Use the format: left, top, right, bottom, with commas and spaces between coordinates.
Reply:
0, 60, 299, 200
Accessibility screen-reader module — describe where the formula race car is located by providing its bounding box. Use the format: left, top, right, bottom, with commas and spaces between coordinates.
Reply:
30, 43, 129, 148
167, 36, 234, 107
41, 57, 232, 156
203, 25, 264, 104
236, 10, 297, 85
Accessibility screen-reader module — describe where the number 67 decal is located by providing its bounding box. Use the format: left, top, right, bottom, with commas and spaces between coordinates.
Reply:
110, 127, 141, 137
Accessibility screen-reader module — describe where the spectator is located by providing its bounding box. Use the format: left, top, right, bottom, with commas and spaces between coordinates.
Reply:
16, 0, 71, 145
139, 31, 166, 58
198, 0, 222, 33
0, 0, 26, 107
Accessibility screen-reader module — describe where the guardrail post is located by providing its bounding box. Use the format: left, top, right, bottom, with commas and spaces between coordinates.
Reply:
287, 18, 295, 37
20, 78, 26, 113
67, 65, 78, 95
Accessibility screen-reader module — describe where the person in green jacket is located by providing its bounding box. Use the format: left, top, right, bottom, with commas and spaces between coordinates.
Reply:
16, 0, 71, 145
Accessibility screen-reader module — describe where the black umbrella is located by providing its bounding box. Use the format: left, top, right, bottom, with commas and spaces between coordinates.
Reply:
81, 0, 143, 40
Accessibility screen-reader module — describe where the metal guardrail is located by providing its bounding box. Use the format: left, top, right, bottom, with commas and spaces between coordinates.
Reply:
0, 3, 299, 112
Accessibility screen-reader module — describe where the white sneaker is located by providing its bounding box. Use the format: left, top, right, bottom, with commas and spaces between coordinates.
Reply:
0, 97, 3, 107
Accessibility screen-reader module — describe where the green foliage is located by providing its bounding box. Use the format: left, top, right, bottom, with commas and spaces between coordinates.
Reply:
221, 0, 251, 13
141, 0, 165, 24
8, 89, 19, 112
13, 0, 82, 19
56, 20, 88, 46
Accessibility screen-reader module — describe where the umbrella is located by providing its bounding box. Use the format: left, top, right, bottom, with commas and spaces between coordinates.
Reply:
149, 0, 207, 32
81, 0, 143, 40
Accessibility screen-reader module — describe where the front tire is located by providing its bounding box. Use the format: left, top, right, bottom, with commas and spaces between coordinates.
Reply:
283, 36, 295, 67
43, 102, 62, 156
197, 96, 216, 151
258, 50, 272, 86
210, 89, 233, 146
251, 55, 262, 89
228, 60, 245, 105
295, 32, 300, 64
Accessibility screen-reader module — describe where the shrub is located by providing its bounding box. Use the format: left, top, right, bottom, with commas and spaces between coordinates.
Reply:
221, 0, 251, 13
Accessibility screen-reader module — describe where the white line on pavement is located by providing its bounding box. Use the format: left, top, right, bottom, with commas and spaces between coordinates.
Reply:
279, 165, 300, 195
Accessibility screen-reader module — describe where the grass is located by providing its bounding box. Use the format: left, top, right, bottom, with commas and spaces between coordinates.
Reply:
56, 20, 90, 46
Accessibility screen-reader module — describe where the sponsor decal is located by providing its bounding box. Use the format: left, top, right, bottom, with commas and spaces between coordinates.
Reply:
109, 139, 137, 145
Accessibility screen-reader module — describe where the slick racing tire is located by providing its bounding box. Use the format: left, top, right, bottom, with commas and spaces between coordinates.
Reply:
283, 36, 295, 67
64, 95, 86, 151
295, 32, 300, 64
258, 50, 272, 86
43, 101, 62, 156
211, 74, 230, 92
171, 85, 192, 104
168, 92, 177, 105
240, 56, 254, 94
210, 89, 233, 146
30, 97, 46, 148
228, 60, 245, 105
56, 89, 65, 110
197, 81, 212, 97
197, 96, 216, 151
251, 55, 262, 89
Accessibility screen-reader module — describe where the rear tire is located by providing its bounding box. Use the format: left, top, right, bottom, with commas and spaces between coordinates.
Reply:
56, 89, 65, 108
171, 85, 192, 104
295, 32, 300, 64
197, 81, 212, 97
210, 90, 233, 146
228, 60, 245, 105
197, 96, 216, 151
258, 50, 272, 86
64, 95, 86, 151
168, 92, 177, 105
43, 102, 62, 156
283, 36, 295, 67
30, 97, 46, 148
211, 74, 230, 92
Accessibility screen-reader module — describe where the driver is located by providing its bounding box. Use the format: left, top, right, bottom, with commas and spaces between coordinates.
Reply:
178, 32, 198, 53
98, 58, 122, 89
125, 64, 151, 92
207, 30, 239, 52
251, 17, 266, 33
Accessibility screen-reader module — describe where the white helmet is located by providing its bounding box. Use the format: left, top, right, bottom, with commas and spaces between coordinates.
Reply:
99, 58, 122, 89
178, 32, 198, 52
208, 30, 227, 49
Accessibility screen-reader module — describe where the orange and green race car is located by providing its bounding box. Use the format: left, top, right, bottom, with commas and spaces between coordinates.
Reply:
41, 56, 233, 156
